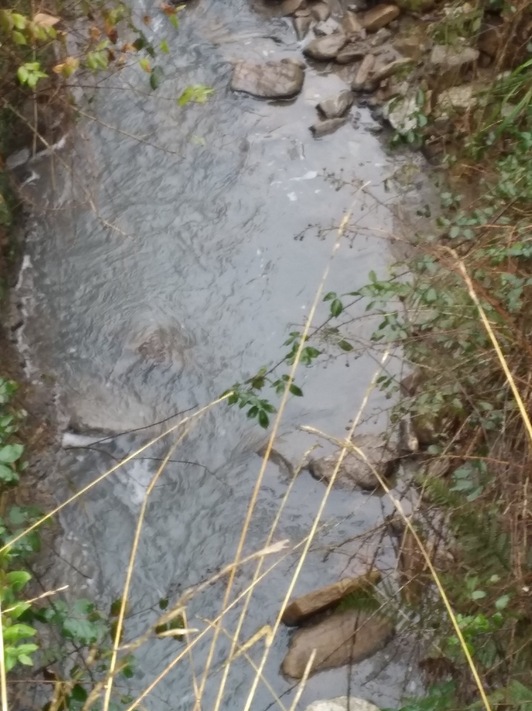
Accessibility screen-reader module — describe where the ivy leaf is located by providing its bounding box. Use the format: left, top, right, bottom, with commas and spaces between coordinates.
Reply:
337, 339, 353, 352
289, 383, 303, 397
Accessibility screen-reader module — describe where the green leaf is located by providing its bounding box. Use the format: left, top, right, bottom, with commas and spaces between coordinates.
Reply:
110, 598, 123, 617
150, 65, 164, 90
0, 463, 18, 483
330, 299, 343, 317
159, 597, 169, 610
0, 444, 24, 463
12, 30, 27, 44
11, 12, 27, 29
70, 684, 88, 702
323, 291, 336, 301
6, 570, 31, 591
2, 623, 36, 643
122, 664, 134, 679
289, 384, 303, 397
337, 339, 353, 352
177, 85, 214, 107
258, 410, 269, 429
495, 594, 510, 610
160, 39, 169, 53
471, 589, 486, 600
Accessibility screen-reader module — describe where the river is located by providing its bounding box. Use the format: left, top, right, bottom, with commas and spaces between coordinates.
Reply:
16, 0, 434, 708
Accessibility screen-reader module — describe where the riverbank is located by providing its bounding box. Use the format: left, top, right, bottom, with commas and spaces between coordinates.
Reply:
0, 0, 531, 708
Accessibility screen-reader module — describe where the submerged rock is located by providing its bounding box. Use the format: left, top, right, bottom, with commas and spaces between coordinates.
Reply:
307, 434, 398, 491
303, 33, 348, 60
282, 570, 382, 626
310, 117, 347, 137
317, 89, 355, 118
305, 699, 381, 711
231, 59, 304, 98
281, 609, 394, 678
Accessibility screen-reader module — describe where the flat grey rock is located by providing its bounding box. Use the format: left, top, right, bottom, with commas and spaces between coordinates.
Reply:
231, 59, 304, 98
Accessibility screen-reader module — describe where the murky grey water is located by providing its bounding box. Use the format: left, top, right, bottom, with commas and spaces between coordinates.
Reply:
17, 0, 434, 708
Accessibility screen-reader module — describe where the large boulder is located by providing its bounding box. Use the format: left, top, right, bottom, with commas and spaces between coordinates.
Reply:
307, 434, 399, 491
281, 609, 394, 678
282, 570, 382, 625
231, 59, 305, 99
305, 698, 381, 711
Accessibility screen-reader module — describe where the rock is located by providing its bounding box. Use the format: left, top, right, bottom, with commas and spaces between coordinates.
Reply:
317, 89, 355, 118
303, 33, 348, 60
281, 609, 394, 678
314, 18, 341, 36
429, 44, 479, 72
128, 322, 192, 367
359, 4, 400, 32
336, 43, 368, 64
477, 20, 503, 59
400, 369, 424, 397
341, 10, 363, 35
294, 15, 313, 39
352, 54, 376, 90
282, 570, 382, 625
307, 434, 399, 491
383, 94, 418, 134
370, 27, 392, 46
436, 84, 477, 112
273, 0, 306, 15
305, 698, 381, 711
411, 412, 438, 446
348, 0, 368, 10
310, 117, 347, 137
420, 457, 452, 481
393, 33, 429, 59
6, 148, 31, 170
310, 1, 330, 21
398, 417, 419, 453
371, 57, 414, 84
231, 59, 304, 99
394, 0, 437, 10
